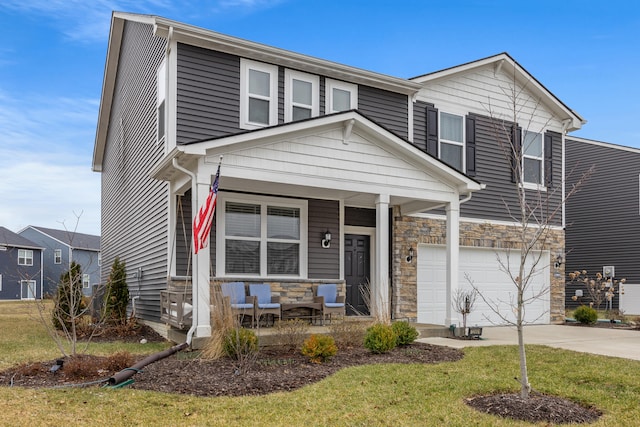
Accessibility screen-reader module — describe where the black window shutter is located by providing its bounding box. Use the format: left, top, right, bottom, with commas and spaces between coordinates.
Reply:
426, 105, 438, 157
544, 133, 553, 187
465, 115, 476, 176
511, 126, 522, 183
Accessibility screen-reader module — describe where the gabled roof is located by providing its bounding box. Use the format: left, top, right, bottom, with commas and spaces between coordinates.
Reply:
0, 227, 42, 250
21, 226, 100, 251
411, 52, 585, 132
92, 12, 422, 172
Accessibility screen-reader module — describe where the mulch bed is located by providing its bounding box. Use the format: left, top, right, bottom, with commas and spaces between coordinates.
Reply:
0, 323, 607, 424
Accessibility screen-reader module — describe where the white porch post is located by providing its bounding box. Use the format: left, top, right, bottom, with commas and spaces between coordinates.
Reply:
445, 199, 460, 327
193, 175, 212, 338
375, 194, 390, 320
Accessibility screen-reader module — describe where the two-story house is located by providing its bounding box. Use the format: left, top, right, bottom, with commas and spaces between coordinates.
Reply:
92, 12, 582, 340
0, 226, 44, 300
18, 226, 101, 297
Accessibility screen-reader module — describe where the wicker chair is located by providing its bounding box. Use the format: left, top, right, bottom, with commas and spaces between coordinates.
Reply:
220, 282, 254, 326
249, 284, 281, 327
313, 283, 345, 325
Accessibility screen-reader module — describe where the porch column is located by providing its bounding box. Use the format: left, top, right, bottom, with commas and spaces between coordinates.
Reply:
374, 194, 390, 320
445, 199, 460, 326
193, 176, 212, 338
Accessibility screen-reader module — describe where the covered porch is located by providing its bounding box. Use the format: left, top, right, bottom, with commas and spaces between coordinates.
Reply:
152, 111, 482, 340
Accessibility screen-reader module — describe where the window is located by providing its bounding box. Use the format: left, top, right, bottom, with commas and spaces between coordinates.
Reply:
54, 249, 62, 264
240, 59, 278, 129
326, 79, 357, 113
83, 274, 90, 289
157, 59, 166, 142
285, 69, 319, 122
439, 112, 464, 171
522, 130, 543, 186
220, 195, 307, 277
21, 280, 36, 299
98, 253, 101, 267
18, 249, 33, 266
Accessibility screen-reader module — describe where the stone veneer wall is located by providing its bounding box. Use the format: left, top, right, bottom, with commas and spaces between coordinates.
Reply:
392, 207, 565, 324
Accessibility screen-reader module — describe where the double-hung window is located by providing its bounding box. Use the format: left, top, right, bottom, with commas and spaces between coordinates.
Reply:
285, 69, 319, 122
54, 249, 62, 264
18, 249, 33, 266
83, 274, 90, 289
522, 130, 543, 186
439, 112, 464, 171
240, 59, 278, 129
220, 195, 307, 277
157, 59, 166, 143
326, 79, 357, 113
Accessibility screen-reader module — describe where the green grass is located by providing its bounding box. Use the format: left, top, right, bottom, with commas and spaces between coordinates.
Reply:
2, 301, 640, 426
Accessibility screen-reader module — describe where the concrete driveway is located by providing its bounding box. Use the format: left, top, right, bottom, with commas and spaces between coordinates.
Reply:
418, 325, 640, 361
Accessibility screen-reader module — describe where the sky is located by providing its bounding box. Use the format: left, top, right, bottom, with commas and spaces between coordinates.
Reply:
0, 0, 638, 236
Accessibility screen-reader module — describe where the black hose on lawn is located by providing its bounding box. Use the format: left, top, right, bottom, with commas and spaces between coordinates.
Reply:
108, 342, 188, 386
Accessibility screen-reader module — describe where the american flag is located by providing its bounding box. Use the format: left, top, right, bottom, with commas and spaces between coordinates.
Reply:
193, 164, 220, 254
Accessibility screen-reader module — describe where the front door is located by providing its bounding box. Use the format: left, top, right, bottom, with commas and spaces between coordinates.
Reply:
344, 234, 370, 315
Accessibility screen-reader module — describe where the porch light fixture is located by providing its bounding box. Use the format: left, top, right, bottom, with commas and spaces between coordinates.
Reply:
554, 254, 564, 269
321, 230, 332, 248
406, 247, 414, 263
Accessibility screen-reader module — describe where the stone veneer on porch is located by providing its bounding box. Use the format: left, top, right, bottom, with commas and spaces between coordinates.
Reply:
391, 206, 565, 324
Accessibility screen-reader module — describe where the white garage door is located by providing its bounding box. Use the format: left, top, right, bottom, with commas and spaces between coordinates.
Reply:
417, 245, 550, 326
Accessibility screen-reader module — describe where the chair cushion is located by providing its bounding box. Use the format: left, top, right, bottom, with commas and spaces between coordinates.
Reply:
325, 302, 344, 308
249, 284, 273, 305
257, 303, 280, 309
221, 282, 246, 304
231, 303, 254, 309
316, 284, 337, 304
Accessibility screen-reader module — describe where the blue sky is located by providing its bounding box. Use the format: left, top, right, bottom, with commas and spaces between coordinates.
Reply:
0, 0, 638, 236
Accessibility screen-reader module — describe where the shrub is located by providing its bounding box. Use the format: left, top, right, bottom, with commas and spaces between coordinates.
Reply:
65, 355, 97, 380
574, 305, 598, 325
364, 323, 396, 353
392, 321, 419, 346
272, 319, 310, 351
104, 351, 135, 372
105, 257, 129, 325
223, 328, 258, 360
301, 334, 337, 363
329, 320, 370, 348
52, 262, 85, 331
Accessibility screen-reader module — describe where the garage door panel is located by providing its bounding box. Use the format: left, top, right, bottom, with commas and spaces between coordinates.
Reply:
417, 245, 550, 326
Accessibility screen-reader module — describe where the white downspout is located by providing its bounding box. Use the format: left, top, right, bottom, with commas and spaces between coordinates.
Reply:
172, 158, 198, 345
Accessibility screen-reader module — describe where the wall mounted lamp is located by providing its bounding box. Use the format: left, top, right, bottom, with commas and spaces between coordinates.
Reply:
554, 254, 564, 269
321, 230, 332, 248
406, 247, 414, 263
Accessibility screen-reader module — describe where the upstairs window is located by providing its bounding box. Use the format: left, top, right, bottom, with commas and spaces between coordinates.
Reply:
54, 249, 62, 264
83, 274, 90, 289
522, 130, 543, 185
157, 59, 166, 143
326, 79, 357, 113
240, 59, 278, 129
439, 112, 464, 171
285, 70, 319, 122
18, 249, 33, 266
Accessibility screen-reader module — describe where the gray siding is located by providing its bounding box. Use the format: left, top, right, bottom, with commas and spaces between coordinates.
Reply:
175, 191, 193, 276
345, 207, 376, 227
101, 21, 169, 322
412, 100, 430, 152
565, 139, 640, 307
308, 199, 340, 279
176, 44, 241, 144
358, 85, 408, 139
0, 247, 42, 300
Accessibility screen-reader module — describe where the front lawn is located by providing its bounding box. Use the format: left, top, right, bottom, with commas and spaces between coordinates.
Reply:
1, 300, 640, 426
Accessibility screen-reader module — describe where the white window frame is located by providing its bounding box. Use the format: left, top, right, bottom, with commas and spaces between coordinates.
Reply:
157, 59, 167, 144
240, 59, 279, 130
438, 110, 465, 172
284, 69, 319, 122
20, 280, 36, 300
0, 274, 2, 292
217, 193, 308, 278
326, 79, 358, 113
521, 130, 545, 190
54, 249, 62, 264
83, 274, 90, 289
18, 249, 33, 266
98, 252, 101, 267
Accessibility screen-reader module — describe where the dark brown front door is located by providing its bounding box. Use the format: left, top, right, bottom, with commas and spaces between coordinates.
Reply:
344, 234, 370, 315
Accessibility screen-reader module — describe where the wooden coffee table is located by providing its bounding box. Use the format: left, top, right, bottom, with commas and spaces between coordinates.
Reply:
281, 302, 322, 324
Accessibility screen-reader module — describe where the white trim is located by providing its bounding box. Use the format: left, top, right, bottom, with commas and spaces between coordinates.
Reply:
18, 249, 33, 266
522, 130, 544, 187
83, 274, 90, 289
439, 110, 465, 171
20, 280, 36, 300
326, 79, 357, 113
216, 192, 308, 278
284, 69, 319, 122
156, 58, 167, 144
240, 59, 278, 130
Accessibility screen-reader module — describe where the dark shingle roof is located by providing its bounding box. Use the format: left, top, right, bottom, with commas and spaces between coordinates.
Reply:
28, 226, 100, 251
0, 226, 42, 249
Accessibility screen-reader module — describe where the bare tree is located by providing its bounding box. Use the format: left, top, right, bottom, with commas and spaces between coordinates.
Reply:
472, 69, 594, 398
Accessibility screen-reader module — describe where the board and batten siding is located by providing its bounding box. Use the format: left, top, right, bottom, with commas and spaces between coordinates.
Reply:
307, 199, 340, 279
358, 85, 408, 140
176, 43, 241, 144
100, 21, 169, 322
565, 138, 640, 308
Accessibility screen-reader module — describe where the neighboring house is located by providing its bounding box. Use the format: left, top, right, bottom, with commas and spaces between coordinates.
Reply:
92, 12, 582, 340
564, 137, 640, 312
0, 227, 44, 300
18, 226, 101, 297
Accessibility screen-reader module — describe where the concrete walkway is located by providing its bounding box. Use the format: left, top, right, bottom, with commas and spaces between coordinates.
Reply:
417, 325, 640, 361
